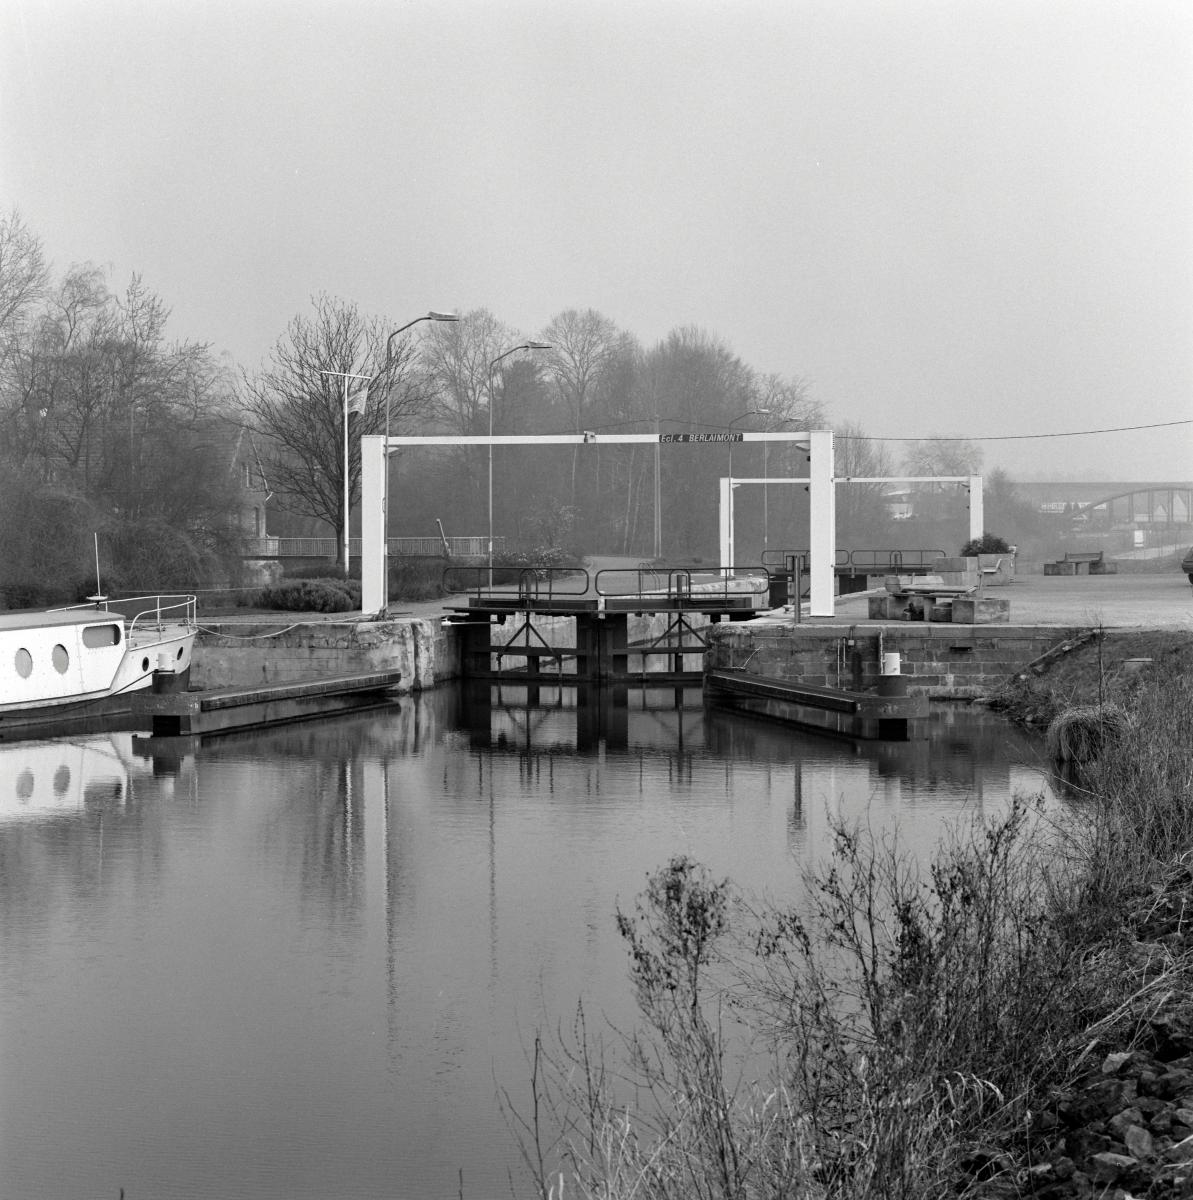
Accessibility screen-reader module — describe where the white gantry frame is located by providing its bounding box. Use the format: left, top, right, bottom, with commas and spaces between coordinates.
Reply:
719, 473, 984, 570
360, 429, 837, 616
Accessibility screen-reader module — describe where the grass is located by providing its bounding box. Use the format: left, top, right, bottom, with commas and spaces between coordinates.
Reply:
506, 640, 1193, 1199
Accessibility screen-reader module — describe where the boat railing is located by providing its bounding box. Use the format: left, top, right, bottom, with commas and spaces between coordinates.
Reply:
57, 594, 198, 636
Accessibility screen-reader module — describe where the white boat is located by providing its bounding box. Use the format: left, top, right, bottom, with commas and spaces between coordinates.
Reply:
0, 594, 197, 732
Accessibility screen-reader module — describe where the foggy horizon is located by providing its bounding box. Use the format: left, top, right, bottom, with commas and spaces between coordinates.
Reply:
2, 0, 1190, 483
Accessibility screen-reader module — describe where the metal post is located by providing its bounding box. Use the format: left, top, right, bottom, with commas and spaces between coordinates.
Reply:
653, 412, 662, 559
319, 369, 374, 578
342, 374, 350, 574
487, 341, 552, 587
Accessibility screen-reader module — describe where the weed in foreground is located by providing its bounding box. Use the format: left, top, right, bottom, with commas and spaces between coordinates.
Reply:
505, 667, 1193, 1199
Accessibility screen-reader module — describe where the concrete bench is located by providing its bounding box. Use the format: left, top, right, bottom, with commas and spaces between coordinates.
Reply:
1043, 550, 1118, 576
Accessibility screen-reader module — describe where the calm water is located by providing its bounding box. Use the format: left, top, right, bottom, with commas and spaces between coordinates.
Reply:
0, 686, 1054, 1200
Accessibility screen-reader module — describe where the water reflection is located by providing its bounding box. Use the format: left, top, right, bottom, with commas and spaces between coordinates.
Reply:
0, 686, 1055, 1200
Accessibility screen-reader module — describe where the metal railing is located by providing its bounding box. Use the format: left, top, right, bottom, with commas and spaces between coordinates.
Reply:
57, 593, 198, 635
442, 565, 591, 601
835, 549, 946, 571
594, 565, 771, 604
761, 549, 810, 572
241, 536, 501, 559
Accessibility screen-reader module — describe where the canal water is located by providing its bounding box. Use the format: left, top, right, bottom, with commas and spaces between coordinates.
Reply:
0, 685, 1054, 1200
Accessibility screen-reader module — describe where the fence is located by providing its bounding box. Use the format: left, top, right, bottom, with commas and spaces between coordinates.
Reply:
241, 536, 500, 559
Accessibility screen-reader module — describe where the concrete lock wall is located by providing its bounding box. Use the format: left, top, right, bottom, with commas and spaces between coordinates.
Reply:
192, 618, 458, 692
189, 614, 1079, 701
703, 623, 1084, 700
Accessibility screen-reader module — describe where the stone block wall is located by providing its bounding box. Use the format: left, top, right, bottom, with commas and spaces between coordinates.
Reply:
705, 622, 1084, 699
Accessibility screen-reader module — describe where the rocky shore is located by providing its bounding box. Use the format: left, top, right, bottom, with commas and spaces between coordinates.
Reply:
973, 630, 1193, 1200
973, 871, 1193, 1199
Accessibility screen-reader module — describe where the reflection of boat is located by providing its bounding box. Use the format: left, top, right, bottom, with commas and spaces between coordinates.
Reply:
0, 735, 134, 822
0, 595, 196, 735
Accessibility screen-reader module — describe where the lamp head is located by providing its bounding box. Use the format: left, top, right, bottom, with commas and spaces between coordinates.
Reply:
428, 311, 460, 322
526, 341, 553, 350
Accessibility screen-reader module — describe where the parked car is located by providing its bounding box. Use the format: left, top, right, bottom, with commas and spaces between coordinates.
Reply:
1182, 546, 1193, 584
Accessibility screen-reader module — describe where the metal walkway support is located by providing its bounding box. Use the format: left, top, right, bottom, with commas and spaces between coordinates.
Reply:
441, 565, 770, 685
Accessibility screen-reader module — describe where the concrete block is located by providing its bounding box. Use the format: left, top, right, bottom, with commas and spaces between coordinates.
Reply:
869, 594, 911, 619
951, 596, 1011, 624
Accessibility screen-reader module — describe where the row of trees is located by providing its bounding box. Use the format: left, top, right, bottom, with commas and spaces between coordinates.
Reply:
242, 298, 1042, 563
240, 300, 827, 561
4, 205, 1055, 601
0, 209, 242, 601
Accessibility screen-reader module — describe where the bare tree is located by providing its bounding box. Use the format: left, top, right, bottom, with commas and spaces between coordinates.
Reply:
541, 308, 635, 519
421, 307, 514, 435
240, 293, 430, 558
1, 248, 244, 591
0, 208, 49, 364
902, 436, 983, 476
834, 422, 895, 546
901, 436, 984, 527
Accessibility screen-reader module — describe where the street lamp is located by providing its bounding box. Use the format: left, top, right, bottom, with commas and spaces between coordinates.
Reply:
487, 341, 552, 585
375, 312, 460, 610
726, 407, 770, 487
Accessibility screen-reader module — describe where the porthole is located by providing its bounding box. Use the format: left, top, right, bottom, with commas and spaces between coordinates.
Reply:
176, 646, 185, 661
53, 765, 71, 796
16, 770, 34, 801
52, 644, 69, 674
141, 656, 150, 672
14, 648, 32, 679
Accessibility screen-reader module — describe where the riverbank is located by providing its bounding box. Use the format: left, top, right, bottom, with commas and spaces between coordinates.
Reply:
989, 627, 1193, 730
525, 631, 1193, 1200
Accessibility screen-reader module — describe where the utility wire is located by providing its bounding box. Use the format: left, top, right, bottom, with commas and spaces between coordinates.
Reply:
837, 419, 1193, 442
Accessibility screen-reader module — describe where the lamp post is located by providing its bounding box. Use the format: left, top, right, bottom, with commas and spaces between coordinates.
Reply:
487, 341, 552, 585
320, 368, 374, 574
375, 312, 460, 610
726, 407, 770, 484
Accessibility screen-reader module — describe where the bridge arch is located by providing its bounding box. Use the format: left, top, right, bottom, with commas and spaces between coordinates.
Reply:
1073, 485, 1193, 526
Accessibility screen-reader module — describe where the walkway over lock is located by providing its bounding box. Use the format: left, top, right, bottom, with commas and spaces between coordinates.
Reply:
443, 565, 773, 684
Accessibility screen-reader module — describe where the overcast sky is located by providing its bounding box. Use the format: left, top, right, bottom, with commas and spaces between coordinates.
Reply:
2, 0, 1190, 480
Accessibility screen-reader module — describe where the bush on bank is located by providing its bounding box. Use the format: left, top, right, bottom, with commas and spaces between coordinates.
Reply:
515, 643, 1193, 1199
247, 577, 361, 613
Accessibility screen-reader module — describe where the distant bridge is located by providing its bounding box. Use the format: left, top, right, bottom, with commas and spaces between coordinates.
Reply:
1015, 481, 1193, 525
1072, 485, 1192, 525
